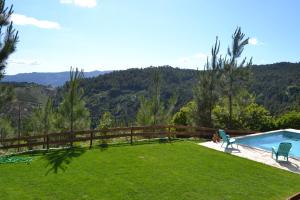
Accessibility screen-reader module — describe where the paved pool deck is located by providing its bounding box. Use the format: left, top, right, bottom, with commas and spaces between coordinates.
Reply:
200, 141, 300, 174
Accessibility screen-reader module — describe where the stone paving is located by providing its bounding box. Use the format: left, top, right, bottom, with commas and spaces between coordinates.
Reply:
200, 140, 300, 174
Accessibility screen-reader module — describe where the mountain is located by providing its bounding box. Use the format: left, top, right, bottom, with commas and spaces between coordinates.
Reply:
67, 63, 299, 127
250, 62, 300, 115
2, 63, 300, 128
77, 66, 198, 127
2, 70, 111, 87
0, 82, 56, 127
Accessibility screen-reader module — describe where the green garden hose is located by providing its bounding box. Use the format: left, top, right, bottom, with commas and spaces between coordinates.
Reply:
0, 156, 32, 164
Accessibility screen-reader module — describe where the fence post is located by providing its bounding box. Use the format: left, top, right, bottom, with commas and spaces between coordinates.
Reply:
0, 132, 2, 147
70, 132, 73, 147
89, 132, 93, 149
17, 134, 20, 152
168, 126, 171, 142
17, 104, 21, 152
43, 136, 45, 149
46, 135, 49, 150
130, 127, 133, 145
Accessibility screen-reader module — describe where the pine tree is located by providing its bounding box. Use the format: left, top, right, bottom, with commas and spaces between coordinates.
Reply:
136, 69, 177, 126
194, 37, 223, 127
152, 70, 161, 125
0, 0, 18, 79
0, 1, 18, 113
24, 98, 55, 147
223, 27, 252, 128
57, 67, 90, 146
136, 96, 153, 125
97, 111, 113, 145
0, 84, 14, 111
0, 117, 14, 140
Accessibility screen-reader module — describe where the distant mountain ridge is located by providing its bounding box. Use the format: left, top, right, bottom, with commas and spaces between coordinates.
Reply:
1, 62, 299, 128
75, 62, 300, 126
2, 70, 111, 87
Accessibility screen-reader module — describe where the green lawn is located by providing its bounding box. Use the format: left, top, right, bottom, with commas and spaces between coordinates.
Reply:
0, 141, 299, 200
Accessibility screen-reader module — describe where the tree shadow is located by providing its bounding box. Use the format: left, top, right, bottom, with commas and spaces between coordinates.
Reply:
43, 147, 86, 175
100, 138, 181, 148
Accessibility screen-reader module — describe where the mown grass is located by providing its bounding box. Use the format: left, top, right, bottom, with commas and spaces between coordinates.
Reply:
0, 141, 299, 200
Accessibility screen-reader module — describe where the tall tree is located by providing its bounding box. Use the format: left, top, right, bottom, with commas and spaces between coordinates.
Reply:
42, 98, 55, 135
194, 37, 223, 127
0, 0, 18, 79
213, 89, 255, 129
223, 27, 252, 128
57, 67, 90, 146
136, 69, 177, 126
152, 70, 161, 125
97, 111, 113, 145
136, 96, 153, 126
0, 1, 18, 113
0, 117, 14, 140
0, 84, 13, 111
24, 98, 56, 147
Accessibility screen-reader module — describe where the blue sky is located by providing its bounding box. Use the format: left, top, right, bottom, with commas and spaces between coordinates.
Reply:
5, 0, 300, 74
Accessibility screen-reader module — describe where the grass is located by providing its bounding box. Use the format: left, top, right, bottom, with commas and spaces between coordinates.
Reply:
0, 141, 299, 200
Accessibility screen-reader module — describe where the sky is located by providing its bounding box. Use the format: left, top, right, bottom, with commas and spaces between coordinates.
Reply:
4, 0, 300, 74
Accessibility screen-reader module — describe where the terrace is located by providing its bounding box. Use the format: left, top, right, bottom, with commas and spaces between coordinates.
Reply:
201, 129, 300, 174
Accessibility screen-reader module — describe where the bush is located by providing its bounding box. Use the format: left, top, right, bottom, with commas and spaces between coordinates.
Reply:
0, 117, 14, 139
98, 112, 113, 129
276, 111, 300, 129
212, 104, 244, 130
172, 101, 196, 126
241, 103, 275, 131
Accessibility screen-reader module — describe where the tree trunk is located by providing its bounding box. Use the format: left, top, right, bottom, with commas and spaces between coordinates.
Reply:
70, 93, 74, 147
229, 93, 232, 128
228, 77, 233, 129
70, 107, 73, 147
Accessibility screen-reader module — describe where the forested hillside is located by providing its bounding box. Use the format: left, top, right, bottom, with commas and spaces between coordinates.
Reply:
72, 63, 300, 127
0, 82, 56, 127
250, 62, 300, 115
2, 62, 299, 128
65, 66, 198, 126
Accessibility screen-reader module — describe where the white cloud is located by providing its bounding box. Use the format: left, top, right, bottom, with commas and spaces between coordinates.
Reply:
60, 0, 73, 3
60, 0, 97, 8
248, 37, 264, 46
9, 59, 41, 66
11, 14, 60, 29
248, 38, 258, 45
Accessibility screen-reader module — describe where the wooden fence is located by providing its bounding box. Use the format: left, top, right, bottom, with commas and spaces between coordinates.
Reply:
0, 125, 256, 151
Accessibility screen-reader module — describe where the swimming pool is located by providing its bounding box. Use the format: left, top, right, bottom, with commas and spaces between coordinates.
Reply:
236, 130, 300, 158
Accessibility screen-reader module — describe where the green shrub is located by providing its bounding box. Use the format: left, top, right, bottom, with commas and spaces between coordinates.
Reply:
0, 117, 14, 139
241, 103, 275, 131
98, 112, 113, 129
172, 101, 196, 126
276, 111, 300, 129
212, 104, 244, 129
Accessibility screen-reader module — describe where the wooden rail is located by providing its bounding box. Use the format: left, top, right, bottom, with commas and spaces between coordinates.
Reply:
0, 125, 256, 151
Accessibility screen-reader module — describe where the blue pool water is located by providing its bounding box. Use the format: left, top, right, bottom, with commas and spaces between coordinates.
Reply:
236, 131, 300, 158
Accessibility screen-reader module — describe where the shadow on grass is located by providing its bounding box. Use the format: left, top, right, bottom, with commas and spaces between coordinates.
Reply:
43, 147, 86, 175
93, 138, 185, 149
